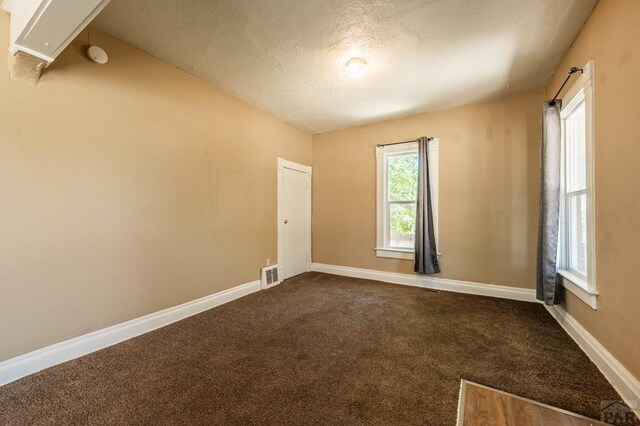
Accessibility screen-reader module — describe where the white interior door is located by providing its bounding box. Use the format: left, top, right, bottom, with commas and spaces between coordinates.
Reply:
278, 159, 311, 280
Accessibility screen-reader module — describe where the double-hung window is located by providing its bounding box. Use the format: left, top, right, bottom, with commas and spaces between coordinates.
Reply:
375, 139, 439, 260
558, 60, 597, 308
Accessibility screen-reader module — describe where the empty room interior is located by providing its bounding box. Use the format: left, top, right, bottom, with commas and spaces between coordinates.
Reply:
1, 0, 639, 425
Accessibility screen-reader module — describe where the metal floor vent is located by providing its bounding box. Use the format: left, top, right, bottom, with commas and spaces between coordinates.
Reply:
261, 265, 281, 289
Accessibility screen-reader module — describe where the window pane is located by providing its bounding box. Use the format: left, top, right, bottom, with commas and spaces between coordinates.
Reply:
389, 202, 416, 248
388, 153, 418, 201
568, 193, 587, 275
566, 100, 586, 192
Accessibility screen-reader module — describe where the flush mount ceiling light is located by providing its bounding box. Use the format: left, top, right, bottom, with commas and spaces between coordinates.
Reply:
345, 57, 368, 80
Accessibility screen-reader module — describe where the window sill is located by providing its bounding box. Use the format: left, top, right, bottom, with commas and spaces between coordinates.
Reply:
374, 248, 443, 260
558, 269, 598, 309
375, 248, 414, 260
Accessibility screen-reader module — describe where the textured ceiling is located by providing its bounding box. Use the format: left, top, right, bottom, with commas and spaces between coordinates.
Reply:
93, 0, 597, 133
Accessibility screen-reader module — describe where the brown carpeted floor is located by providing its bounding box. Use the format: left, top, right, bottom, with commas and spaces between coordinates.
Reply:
0, 272, 633, 425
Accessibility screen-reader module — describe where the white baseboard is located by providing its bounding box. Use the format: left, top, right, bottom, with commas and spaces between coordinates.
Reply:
0, 280, 261, 387
311, 262, 537, 302
546, 305, 640, 418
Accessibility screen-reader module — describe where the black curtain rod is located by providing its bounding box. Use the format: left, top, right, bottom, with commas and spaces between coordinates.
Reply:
549, 66, 583, 106
377, 137, 433, 148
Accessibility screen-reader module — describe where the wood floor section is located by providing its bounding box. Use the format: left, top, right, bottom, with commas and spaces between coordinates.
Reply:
458, 380, 608, 426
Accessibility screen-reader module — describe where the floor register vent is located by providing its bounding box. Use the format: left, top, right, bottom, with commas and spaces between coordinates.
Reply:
261, 265, 281, 289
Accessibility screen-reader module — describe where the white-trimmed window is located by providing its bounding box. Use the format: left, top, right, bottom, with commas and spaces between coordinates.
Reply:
375, 139, 439, 260
559, 60, 597, 308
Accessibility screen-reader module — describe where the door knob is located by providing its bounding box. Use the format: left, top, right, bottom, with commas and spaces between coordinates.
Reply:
284, 219, 288, 224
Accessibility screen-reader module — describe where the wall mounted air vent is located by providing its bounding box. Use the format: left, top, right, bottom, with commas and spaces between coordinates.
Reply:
2, 0, 112, 63
261, 265, 281, 289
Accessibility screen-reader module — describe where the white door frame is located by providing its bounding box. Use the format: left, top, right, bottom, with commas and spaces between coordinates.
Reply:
277, 157, 312, 280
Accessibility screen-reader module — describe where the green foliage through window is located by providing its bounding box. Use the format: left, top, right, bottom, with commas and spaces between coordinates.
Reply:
388, 154, 418, 201
388, 153, 418, 238
390, 202, 416, 234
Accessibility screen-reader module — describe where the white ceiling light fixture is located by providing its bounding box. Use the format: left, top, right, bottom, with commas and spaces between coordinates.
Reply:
345, 57, 368, 80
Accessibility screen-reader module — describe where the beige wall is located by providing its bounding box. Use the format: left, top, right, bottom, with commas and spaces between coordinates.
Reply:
312, 91, 543, 288
547, 0, 640, 380
0, 14, 311, 361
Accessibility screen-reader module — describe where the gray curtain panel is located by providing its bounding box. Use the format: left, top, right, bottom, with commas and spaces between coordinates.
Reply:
414, 137, 440, 275
536, 101, 562, 305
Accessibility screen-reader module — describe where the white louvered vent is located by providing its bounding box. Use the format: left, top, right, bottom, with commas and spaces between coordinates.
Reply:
261, 265, 281, 289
